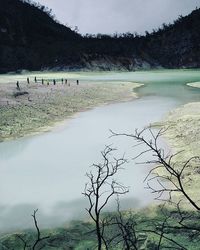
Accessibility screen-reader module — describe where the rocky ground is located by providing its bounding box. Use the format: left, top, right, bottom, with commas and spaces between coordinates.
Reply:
155, 100, 200, 208
0, 79, 141, 141
160, 102, 200, 157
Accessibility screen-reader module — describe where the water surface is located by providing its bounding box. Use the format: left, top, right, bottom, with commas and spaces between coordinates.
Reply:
0, 69, 200, 231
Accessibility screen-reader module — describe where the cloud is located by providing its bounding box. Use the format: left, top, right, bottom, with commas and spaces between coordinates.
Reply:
37, 0, 200, 34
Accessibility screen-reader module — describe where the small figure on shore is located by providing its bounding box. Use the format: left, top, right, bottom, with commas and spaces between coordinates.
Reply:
61, 78, 64, 84
65, 79, 68, 84
42, 78, 44, 84
34, 76, 37, 83
27, 77, 30, 84
76, 80, 79, 85
53, 79, 56, 85
47, 81, 49, 86
16, 81, 20, 90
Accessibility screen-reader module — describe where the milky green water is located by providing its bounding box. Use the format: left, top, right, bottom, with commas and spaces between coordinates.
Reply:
3, 69, 200, 101
0, 69, 200, 231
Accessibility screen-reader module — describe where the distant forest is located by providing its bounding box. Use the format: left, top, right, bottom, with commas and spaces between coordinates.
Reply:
0, 0, 199, 72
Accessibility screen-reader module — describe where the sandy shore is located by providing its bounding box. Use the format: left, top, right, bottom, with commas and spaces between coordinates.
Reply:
156, 102, 200, 207
160, 102, 200, 156
0, 79, 142, 142
187, 82, 200, 88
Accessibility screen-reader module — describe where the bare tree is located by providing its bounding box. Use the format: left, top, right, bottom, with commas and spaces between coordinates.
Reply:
110, 127, 200, 248
14, 128, 200, 249
31, 209, 50, 250
105, 200, 187, 250
110, 198, 139, 250
83, 146, 129, 250
111, 128, 200, 210
17, 209, 50, 250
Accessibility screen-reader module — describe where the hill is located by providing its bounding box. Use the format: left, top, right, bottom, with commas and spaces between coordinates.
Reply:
0, 0, 81, 72
0, 0, 200, 72
142, 8, 200, 68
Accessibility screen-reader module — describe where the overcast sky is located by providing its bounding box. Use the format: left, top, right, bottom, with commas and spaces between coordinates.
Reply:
37, 0, 200, 35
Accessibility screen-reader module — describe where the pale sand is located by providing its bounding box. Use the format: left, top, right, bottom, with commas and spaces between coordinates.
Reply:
187, 82, 200, 88
0, 80, 143, 141
155, 101, 200, 208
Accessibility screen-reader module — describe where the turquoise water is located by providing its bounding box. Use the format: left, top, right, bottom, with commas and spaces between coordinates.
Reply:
74, 69, 200, 102
2, 69, 200, 102
0, 69, 200, 231
21, 69, 200, 101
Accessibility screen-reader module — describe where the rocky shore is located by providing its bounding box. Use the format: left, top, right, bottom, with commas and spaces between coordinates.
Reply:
155, 101, 200, 207
0, 79, 142, 142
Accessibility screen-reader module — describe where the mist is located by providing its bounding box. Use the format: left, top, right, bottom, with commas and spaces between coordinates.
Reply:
37, 0, 200, 34
0, 197, 142, 232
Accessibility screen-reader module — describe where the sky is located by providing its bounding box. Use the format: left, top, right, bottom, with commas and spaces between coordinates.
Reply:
37, 0, 200, 35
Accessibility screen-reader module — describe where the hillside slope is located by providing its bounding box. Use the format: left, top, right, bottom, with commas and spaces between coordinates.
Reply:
143, 8, 200, 68
0, 0, 200, 72
0, 0, 81, 72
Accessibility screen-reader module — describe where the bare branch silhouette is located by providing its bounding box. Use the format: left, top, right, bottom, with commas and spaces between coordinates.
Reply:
16, 209, 50, 250
83, 146, 129, 250
111, 128, 200, 210
32, 209, 50, 250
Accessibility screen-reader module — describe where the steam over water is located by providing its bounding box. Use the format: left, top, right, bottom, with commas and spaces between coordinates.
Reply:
0, 70, 200, 231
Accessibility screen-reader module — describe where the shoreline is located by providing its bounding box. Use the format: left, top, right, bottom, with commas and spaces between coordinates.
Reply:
0, 80, 143, 142
156, 101, 200, 208
187, 81, 200, 88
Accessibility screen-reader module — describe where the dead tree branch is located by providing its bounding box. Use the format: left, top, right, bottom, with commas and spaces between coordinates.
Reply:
83, 146, 129, 250
110, 128, 200, 210
32, 209, 50, 250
